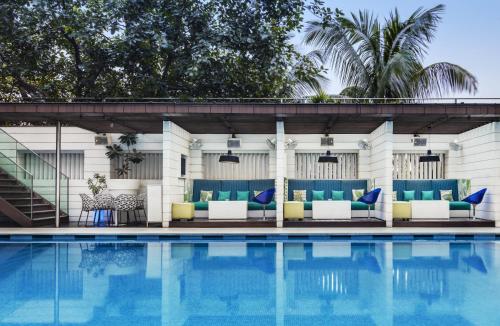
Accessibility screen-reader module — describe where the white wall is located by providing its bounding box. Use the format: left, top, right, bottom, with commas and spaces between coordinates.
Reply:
162, 121, 191, 226
368, 122, 394, 224
275, 121, 286, 227
284, 133, 370, 179
1, 127, 161, 220
448, 122, 500, 222
190, 133, 276, 179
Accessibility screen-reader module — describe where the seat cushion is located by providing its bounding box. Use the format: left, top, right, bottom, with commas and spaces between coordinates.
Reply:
393, 201, 411, 219
284, 201, 305, 220
351, 201, 375, 210
450, 201, 471, 210
193, 201, 209, 211
248, 201, 276, 210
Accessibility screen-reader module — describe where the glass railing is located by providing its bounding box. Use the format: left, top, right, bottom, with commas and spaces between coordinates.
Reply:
0, 128, 69, 217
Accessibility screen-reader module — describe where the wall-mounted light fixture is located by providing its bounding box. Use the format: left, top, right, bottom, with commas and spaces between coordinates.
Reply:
419, 149, 440, 162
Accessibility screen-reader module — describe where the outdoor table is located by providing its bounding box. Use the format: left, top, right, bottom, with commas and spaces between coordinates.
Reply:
410, 200, 450, 220
312, 200, 351, 220
208, 201, 247, 220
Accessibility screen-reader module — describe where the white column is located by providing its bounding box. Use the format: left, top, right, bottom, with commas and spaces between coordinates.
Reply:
55, 121, 61, 227
275, 120, 286, 227
368, 121, 393, 226
448, 122, 500, 224
162, 120, 173, 227
162, 120, 192, 227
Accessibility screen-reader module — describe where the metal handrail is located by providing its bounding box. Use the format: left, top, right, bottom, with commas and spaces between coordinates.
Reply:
0, 152, 34, 219
0, 128, 69, 179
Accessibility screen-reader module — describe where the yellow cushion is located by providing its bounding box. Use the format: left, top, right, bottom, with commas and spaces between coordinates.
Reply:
284, 201, 305, 220
393, 201, 411, 219
172, 202, 195, 220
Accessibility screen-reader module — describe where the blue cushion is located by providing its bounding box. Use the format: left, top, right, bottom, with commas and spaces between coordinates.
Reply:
192, 180, 221, 202
313, 180, 341, 199
332, 190, 344, 200
220, 180, 248, 200
312, 190, 325, 200
193, 201, 208, 211
432, 179, 459, 201
217, 191, 231, 201
405, 180, 432, 200
450, 201, 471, 210
237, 191, 249, 201
351, 202, 375, 210
403, 190, 415, 201
421, 190, 434, 200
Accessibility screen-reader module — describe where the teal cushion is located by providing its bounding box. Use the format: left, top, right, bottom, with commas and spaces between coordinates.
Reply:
193, 201, 208, 211
403, 190, 415, 201
421, 190, 434, 200
450, 201, 471, 210
312, 190, 325, 200
331, 190, 344, 201
237, 191, 249, 201
351, 201, 375, 210
248, 201, 276, 210
304, 201, 312, 210
218, 191, 231, 201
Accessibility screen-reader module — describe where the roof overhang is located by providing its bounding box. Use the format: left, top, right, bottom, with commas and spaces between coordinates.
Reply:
0, 102, 499, 134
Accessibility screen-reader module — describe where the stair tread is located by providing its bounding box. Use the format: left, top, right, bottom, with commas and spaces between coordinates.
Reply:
27, 210, 56, 214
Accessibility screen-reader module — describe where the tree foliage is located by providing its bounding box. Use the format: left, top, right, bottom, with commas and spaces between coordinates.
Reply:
304, 4, 478, 98
0, 0, 326, 101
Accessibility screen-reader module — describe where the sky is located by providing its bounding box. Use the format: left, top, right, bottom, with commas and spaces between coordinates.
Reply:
293, 0, 500, 98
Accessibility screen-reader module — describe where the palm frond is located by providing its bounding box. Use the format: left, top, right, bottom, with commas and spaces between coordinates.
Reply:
385, 4, 445, 60
303, 19, 370, 90
413, 62, 478, 97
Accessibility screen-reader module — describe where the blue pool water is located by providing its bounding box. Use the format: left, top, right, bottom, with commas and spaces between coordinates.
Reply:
0, 240, 499, 325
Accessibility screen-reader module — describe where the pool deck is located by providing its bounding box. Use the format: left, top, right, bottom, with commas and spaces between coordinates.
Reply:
1, 227, 500, 235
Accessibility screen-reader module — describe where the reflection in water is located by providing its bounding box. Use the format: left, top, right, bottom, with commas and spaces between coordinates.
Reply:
0, 240, 497, 325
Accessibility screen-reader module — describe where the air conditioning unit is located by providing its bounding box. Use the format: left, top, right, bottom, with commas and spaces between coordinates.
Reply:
227, 138, 241, 148
321, 137, 334, 146
94, 134, 111, 145
412, 137, 427, 147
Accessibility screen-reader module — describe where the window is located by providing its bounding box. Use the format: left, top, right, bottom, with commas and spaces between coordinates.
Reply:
203, 153, 269, 179
393, 152, 446, 179
23, 151, 84, 179
181, 155, 187, 177
111, 152, 163, 179
295, 153, 358, 179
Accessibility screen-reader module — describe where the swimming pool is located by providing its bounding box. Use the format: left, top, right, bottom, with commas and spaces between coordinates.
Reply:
0, 239, 498, 325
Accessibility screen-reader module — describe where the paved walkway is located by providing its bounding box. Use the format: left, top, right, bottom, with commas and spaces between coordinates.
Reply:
1, 227, 500, 235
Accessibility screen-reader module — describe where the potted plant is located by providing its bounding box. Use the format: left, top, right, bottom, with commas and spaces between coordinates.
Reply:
87, 173, 107, 196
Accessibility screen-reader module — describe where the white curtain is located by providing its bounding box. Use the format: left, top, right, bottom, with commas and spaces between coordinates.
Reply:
111, 152, 163, 179
393, 152, 446, 179
203, 153, 269, 179
295, 153, 358, 179
23, 151, 84, 179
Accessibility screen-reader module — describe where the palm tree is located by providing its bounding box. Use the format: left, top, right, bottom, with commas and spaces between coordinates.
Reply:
304, 4, 477, 99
